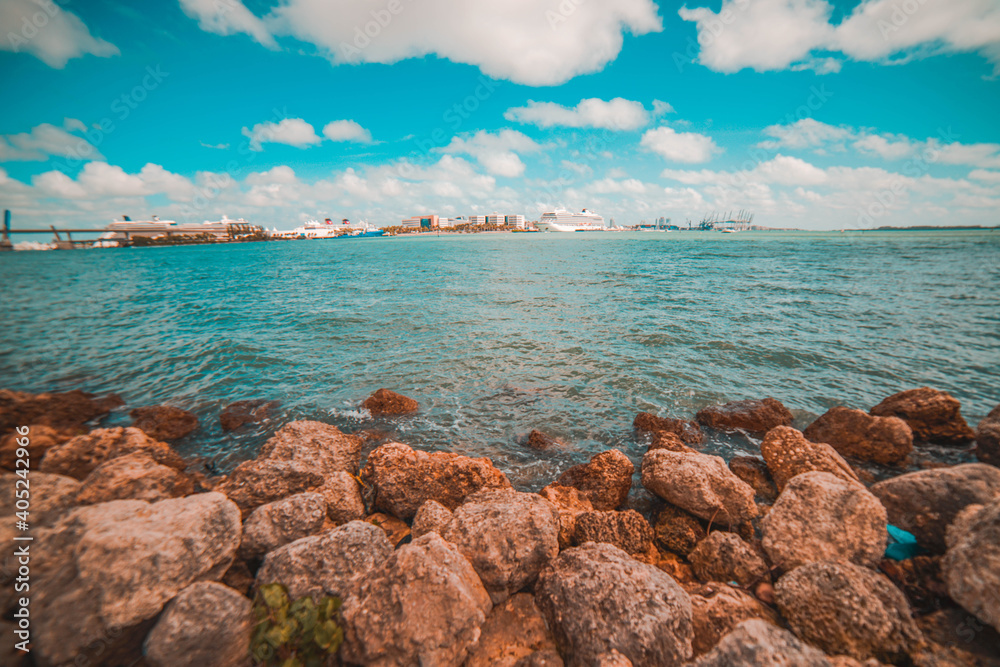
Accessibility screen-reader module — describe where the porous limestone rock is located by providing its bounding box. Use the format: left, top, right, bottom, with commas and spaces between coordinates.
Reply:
314, 471, 365, 524
0, 471, 79, 524
641, 449, 758, 526
696, 398, 794, 436
219, 399, 278, 431
975, 404, 1000, 467
411, 498, 454, 539
362, 388, 419, 415
653, 503, 707, 556
691, 619, 834, 666
0, 388, 122, 435
465, 593, 558, 667
556, 449, 634, 511
688, 531, 770, 586
689, 585, 781, 657
40, 426, 185, 480
239, 492, 327, 560
538, 482, 594, 549
728, 455, 778, 502
804, 406, 913, 465
870, 387, 975, 446
633, 411, 705, 444
572, 509, 654, 557
942, 498, 1000, 634
760, 426, 859, 492
130, 405, 199, 441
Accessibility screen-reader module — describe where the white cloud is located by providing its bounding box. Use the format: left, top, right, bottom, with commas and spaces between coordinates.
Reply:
241, 118, 322, 151
969, 169, 1000, 183
652, 100, 675, 116
439, 130, 542, 177
0, 0, 119, 68
640, 126, 720, 163
679, 0, 1000, 74
322, 120, 372, 143
504, 98, 651, 131
759, 118, 853, 151
178, 0, 277, 49
263, 0, 662, 85
0, 122, 103, 162
32, 162, 194, 200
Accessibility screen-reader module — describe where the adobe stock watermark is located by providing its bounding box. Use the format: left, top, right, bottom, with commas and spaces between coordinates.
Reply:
673, 0, 751, 73
338, 0, 414, 60
5, 0, 68, 54
876, 0, 929, 40
546, 0, 589, 31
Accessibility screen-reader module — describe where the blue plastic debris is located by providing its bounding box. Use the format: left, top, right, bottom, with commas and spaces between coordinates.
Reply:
884, 524, 925, 560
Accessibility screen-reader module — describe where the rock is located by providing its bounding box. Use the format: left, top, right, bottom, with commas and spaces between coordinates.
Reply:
0, 424, 70, 470
219, 398, 278, 431
689, 584, 781, 657
556, 449, 634, 511
514, 650, 565, 667
648, 430, 695, 453
256, 520, 393, 602
915, 607, 1000, 666
32, 493, 241, 667
594, 650, 634, 666
525, 429, 564, 450
775, 560, 922, 662
0, 471, 79, 524
652, 549, 699, 587
441, 489, 560, 604
341, 532, 492, 666
975, 405, 1000, 467
130, 405, 199, 441
869, 463, 1000, 552
465, 593, 558, 667
633, 411, 704, 444
760, 426, 860, 492
221, 558, 255, 597
143, 581, 252, 667
0, 620, 28, 667
878, 556, 948, 615
803, 407, 913, 465
40, 426, 185, 480
0, 388, 122, 435
696, 398, 794, 436
728, 456, 778, 502
573, 509, 654, 557
641, 449, 758, 526
653, 503, 707, 556
76, 452, 194, 505
239, 492, 327, 560
762, 471, 887, 570
689, 531, 770, 586
691, 619, 834, 666
315, 471, 365, 524
412, 499, 455, 539
361, 387, 419, 415
870, 387, 975, 446
258, 420, 363, 476
366, 511, 411, 546
538, 483, 594, 549
535, 542, 693, 666
361, 441, 511, 519
943, 498, 1000, 634
217, 459, 325, 517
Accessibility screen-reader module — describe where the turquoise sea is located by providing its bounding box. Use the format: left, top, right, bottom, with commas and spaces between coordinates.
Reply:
2, 230, 998, 487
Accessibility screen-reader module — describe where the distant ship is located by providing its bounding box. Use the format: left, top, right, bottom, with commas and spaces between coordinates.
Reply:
271, 218, 384, 240
537, 208, 605, 232
97, 215, 259, 243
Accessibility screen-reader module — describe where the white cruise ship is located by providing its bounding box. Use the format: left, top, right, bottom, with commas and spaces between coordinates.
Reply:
97, 215, 259, 242
537, 208, 605, 232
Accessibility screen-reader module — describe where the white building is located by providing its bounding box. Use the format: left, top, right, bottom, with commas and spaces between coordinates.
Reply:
486, 213, 506, 225
505, 214, 526, 229
468, 215, 487, 225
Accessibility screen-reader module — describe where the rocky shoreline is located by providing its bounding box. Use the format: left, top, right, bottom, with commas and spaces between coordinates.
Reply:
1, 386, 999, 666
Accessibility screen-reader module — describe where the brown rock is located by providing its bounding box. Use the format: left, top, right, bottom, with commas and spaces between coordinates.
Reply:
641, 449, 758, 526
729, 456, 778, 502
696, 398, 794, 436
633, 411, 704, 444
314, 471, 365, 524
653, 503, 707, 556
538, 482, 594, 549
239, 492, 327, 560
341, 532, 492, 666
442, 489, 560, 604
573, 509, 654, 557
362, 387, 419, 415
411, 499, 454, 539
651, 549, 699, 586
365, 512, 411, 547
217, 459, 325, 517
556, 449, 634, 511
526, 429, 564, 450
535, 542, 694, 666
762, 471, 887, 570
143, 581, 251, 667
648, 430, 695, 453
465, 593, 558, 667
218, 399, 278, 431
258, 420, 363, 477
760, 426, 859, 492
594, 651, 634, 666
514, 650, 565, 667
0, 424, 70, 470
775, 560, 922, 663
130, 405, 199, 441
40, 426, 185, 480
361, 441, 511, 519
803, 406, 913, 465
76, 452, 194, 505
221, 558, 254, 597
0, 388, 122, 435
943, 498, 1000, 634
0, 471, 79, 524
878, 556, 948, 614
870, 463, 1000, 552
870, 387, 975, 446
915, 608, 1000, 666
691, 619, 834, 666
689, 583, 781, 657
689, 531, 770, 586
976, 404, 1000, 467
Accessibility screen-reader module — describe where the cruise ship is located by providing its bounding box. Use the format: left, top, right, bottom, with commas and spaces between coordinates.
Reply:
271, 218, 384, 240
537, 208, 606, 232
97, 215, 261, 243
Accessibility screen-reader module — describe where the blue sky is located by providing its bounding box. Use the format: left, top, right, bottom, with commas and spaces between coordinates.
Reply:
1, 0, 999, 230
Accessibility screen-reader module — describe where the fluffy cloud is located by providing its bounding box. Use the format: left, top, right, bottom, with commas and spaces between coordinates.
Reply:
438, 130, 542, 177
504, 98, 651, 131
0, 0, 119, 68
759, 118, 853, 151
178, 0, 276, 49
242, 118, 322, 151
640, 126, 720, 163
260, 0, 661, 85
0, 121, 103, 161
322, 120, 372, 143
31, 162, 194, 200
679, 0, 1000, 73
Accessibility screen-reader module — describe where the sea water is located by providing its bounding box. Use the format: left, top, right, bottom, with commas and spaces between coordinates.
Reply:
2, 230, 997, 487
